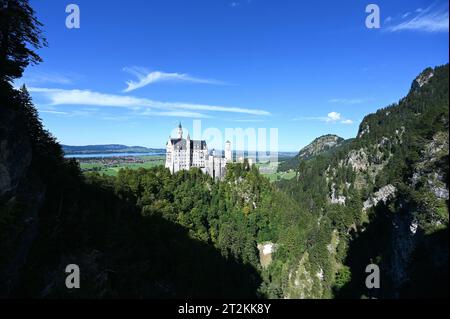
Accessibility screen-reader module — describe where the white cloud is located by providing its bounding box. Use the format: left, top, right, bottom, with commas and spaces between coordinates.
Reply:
122, 67, 228, 92
293, 111, 354, 125
386, 4, 449, 33
27, 87, 270, 117
326, 111, 341, 122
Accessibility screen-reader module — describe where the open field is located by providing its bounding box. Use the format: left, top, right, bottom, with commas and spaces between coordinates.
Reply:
256, 162, 297, 182
79, 155, 165, 176
261, 170, 296, 182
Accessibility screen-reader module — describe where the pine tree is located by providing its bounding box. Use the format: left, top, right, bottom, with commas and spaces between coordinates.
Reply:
0, 0, 46, 83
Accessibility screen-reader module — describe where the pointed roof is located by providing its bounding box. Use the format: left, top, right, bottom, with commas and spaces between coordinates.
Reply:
178, 122, 182, 129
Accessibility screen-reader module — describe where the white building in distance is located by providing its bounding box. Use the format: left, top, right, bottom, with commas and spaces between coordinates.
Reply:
165, 123, 232, 180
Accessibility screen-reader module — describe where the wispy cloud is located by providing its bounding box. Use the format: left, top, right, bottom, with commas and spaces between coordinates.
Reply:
122, 67, 228, 92
229, 0, 252, 8
328, 98, 366, 104
28, 87, 270, 118
230, 119, 265, 123
38, 107, 100, 118
386, 4, 449, 33
15, 71, 75, 86
294, 112, 354, 125
139, 110, 212, 119
39, 110, 69, 115
402, 12, 412, 19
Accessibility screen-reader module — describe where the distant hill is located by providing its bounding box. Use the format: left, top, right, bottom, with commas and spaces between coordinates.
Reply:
62, 144, 166, 155
278, 134, 345, 171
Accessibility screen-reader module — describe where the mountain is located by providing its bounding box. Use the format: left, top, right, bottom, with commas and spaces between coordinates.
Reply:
297, 134, 345, 160
62, 144, 165, 155
279, 134, 345, 171
275, 64, 449, 298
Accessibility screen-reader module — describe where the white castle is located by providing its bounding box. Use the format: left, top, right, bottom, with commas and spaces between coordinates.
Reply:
165, 123, 232, 180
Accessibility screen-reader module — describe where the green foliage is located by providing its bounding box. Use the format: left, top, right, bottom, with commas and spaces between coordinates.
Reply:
333, 266, 351, 292
0, 0, 47, 83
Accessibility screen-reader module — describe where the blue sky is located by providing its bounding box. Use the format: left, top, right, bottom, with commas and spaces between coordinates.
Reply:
18, 0, 449, 151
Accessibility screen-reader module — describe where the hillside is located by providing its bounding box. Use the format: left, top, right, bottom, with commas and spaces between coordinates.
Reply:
274, 64, 449, 298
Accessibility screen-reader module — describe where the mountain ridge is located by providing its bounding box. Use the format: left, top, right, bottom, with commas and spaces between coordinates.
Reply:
279, 134, 345, 171
62, 144, 166, 155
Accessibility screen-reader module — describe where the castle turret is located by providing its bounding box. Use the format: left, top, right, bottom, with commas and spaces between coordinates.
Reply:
177, 122, 183, 139
165, 135, 174, 173
225, 140, 232, 163
186, 132, 191, 167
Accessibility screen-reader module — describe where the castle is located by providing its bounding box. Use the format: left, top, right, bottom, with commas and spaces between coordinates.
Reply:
165, 123, 232, 180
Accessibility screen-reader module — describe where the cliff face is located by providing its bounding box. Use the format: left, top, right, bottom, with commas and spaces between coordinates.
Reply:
0, 101, 46, 297
411, 67, 434, 92
0, 104, 32, 198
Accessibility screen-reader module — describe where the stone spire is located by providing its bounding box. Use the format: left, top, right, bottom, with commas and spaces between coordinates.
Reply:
177, 122, 183, 139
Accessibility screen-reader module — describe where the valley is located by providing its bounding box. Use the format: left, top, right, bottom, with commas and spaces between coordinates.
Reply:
1, 64, 448, 299
0, 0, 448, 301
76, 155, 166, 176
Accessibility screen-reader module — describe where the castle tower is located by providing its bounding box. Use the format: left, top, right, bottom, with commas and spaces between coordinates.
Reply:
177, 122, 183, 139
186, 132, 191, 168
165, 135, 174, 173
225, 140, 232, 163
211, 149, 216, 179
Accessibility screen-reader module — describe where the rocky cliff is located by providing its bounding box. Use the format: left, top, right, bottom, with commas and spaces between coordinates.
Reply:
0, 92, 46, 296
